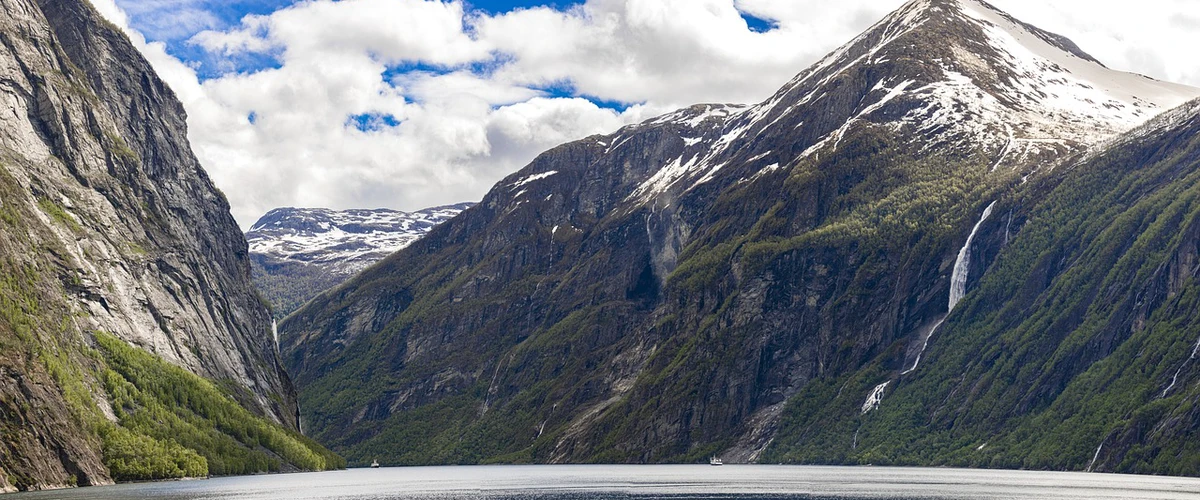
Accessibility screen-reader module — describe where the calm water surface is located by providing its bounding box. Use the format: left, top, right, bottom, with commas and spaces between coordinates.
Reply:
7, 465, 1200, 500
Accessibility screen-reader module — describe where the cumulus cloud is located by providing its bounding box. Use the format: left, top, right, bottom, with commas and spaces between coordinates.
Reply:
94, 0, 1200, 228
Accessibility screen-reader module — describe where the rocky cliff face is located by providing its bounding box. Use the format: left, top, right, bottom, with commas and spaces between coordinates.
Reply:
281, 0, 1200, 473
246, 203, 472, 319
0, 0, 333, 491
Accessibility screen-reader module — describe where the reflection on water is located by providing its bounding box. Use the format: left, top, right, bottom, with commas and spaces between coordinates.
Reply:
6, 465, 1200, 500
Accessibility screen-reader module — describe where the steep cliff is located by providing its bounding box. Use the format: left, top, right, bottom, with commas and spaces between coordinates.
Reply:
0, 0, 339, 491
281, 0, 1200, 472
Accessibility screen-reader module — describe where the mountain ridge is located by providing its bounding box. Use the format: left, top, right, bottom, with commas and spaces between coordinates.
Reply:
248, 203, 474, 276
246, 203, 473, 319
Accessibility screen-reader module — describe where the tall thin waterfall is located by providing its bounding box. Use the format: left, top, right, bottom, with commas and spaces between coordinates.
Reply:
272, 319, 279, 350
902, 201, 997, 375
949, 201, 997, 312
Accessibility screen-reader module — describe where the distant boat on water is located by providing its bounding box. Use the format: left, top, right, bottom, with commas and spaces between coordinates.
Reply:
370, 460, 380, 468
709, 456, 723, 466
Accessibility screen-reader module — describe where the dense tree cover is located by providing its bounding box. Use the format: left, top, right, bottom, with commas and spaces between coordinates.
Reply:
95, 331, 345, 479
251, 255, 344, 320
98, 425, 207, 481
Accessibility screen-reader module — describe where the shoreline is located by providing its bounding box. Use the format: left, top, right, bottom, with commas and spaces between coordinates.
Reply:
0, 467, 348, 496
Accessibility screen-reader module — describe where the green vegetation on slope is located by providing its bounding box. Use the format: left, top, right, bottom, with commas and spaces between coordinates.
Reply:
251, 255, 345, 320
95, 331, 345, 479
285, 120, 1019, 465
764, 112, 1200, 476
0, 166, 343, 484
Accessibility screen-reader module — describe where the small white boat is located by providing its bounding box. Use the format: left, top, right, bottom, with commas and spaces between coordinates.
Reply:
370, 460, 380, 468
709, 456, 723, 466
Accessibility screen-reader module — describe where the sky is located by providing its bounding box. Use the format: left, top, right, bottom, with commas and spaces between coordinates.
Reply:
88, 0, 1200, 229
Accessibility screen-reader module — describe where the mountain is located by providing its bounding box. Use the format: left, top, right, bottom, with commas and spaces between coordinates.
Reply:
764, 97, 1200, 475
246, 204, 473, 319
280, 0, 1200, 473
0, 0, 340, 491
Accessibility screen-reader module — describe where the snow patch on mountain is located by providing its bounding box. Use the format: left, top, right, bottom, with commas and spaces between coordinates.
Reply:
511, 171, 559, 190
247, 203, 473, 276
617, 0, 1200, 207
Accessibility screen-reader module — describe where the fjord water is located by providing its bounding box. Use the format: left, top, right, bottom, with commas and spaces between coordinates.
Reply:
7, 466, 1200, 500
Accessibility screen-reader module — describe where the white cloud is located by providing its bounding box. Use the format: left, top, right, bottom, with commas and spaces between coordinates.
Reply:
92, 0, 1200, 228
474, 0, 898, 105
985, 1, 1200, 89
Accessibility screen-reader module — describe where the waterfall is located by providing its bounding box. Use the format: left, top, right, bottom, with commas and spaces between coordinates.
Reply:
861, 382, 889, 414
1162, 332, 1200, 398
863, 201, 999, 410
902, 201, 996, 375
948, 201, 997, 312
1086, 438, 1106, 472
272, 319, 279, 349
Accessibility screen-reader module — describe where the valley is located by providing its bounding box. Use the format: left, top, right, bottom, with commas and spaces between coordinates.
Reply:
4, 0, 1200, 493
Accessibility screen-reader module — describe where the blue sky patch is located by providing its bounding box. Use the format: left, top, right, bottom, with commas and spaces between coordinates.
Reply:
195, 48, 284, 81
382, 61, 455, 85
529, 80, 638, 112
464, 0, 584, 15
116, 0, 291, 80
738, 9, 777, 33
116, 0, 637, 111
347, 113, 402, 132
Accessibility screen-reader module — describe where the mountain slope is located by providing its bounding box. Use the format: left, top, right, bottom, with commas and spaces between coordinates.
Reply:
0, 0, 340, 491
247, 204, 472, 319
281, 0, 1200, 469
766, 99, 1200, 474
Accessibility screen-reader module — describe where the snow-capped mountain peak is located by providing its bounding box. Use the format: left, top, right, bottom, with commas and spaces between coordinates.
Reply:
598, 0, 1200, 208
247, 203, 473, 276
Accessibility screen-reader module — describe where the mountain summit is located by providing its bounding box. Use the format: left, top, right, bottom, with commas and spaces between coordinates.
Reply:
248, 204, 474, 277
246, 203, 473, 318
781, 0, 1192, 142
281, 0, 1200, 473
618, 0, 1197, 210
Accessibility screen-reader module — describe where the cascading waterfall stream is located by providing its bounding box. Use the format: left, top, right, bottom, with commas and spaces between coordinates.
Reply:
864, 201, 997, 413
948, 201, 997, 311
861, 382, 889, 414
1161, 332, 1200, 398
272, 319, 279, 350
901, 201, 997, 375
1086, 437, 1108, 472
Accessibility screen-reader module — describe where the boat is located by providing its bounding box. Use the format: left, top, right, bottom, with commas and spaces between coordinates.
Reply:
709, 456, 723, 466
370, 459, 380, 468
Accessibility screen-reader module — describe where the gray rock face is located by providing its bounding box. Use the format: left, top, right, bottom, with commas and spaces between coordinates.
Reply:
246, 204, 472, 319
0, 0, 299, 489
